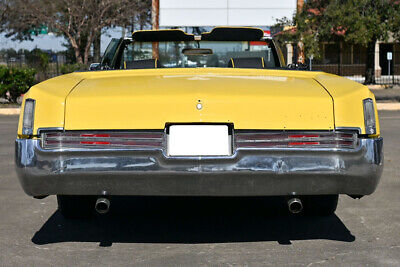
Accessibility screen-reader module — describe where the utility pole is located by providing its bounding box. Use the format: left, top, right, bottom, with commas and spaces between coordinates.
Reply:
297, 0, 305, 64
297, 0, 304, 10
152, 0, 159, 30
152, 0, 159, 59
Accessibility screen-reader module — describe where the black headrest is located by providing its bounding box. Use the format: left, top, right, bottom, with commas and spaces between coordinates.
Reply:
132, 29, 194, 42
201, 27, 264, 41
125, 59, 161, 69
227, 57, 265, 69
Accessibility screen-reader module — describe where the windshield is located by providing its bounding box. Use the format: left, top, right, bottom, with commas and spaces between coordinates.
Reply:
119, 41, 279, 69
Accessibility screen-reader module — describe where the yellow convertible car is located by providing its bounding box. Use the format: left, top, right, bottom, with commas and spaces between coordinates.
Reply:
15, 27, 383, 218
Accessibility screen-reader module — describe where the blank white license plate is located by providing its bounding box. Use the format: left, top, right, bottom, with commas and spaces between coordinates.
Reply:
167, 125, 231, 156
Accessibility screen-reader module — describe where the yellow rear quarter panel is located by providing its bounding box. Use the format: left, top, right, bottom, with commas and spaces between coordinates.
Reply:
315, 73, 380, 135
17, 74, 84, 137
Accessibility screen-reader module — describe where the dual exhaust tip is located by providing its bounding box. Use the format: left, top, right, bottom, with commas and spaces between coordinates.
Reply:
287, 197, 303, 214
95, 197, 110, 214
94, 197, 303, 214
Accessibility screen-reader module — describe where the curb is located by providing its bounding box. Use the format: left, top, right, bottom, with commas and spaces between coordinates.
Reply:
0, 108, 20, 115
376, 103, 400, 111
1, 103, 400, 116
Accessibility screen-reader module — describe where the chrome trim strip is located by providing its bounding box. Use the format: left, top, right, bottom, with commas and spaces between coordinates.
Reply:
34, 140, 362, 157
37, 127, 64, 135
335, 127, 362, 134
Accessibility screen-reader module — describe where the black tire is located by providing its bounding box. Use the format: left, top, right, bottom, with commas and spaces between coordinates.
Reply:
304, 195, 339, 216
57, 195, 96, 219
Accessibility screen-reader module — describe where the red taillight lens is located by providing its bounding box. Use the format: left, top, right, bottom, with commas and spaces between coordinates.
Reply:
80, 141, 111, 145
288, 142, 320, 146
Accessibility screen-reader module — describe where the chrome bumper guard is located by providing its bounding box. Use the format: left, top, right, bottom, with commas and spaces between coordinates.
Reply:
15, 136, 383, 197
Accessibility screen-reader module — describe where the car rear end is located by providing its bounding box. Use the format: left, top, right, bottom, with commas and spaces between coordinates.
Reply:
16, 124, 382, 197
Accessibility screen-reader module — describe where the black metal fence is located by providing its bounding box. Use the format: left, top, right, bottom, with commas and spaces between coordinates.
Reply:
3, 53, 69, 82
284, 44, 400, 85
3, 50, 400, 85
311, 64, 400, 85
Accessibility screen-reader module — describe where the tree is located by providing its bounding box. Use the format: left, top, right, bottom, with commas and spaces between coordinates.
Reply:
276, 0, 399, 84
25, 48, 50, 80
389, 1, 400, 41
2, 0, 151, 65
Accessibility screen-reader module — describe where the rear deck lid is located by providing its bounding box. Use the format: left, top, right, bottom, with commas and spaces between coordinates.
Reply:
64, 70, 334, 130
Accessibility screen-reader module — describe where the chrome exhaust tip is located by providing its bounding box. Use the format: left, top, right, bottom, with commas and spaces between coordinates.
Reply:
95, 197, 110, 214
287, 198, 303, 214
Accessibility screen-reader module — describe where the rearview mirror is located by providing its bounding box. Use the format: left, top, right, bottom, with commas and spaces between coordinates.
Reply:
89, 63, 101, 71
182, 48, 213, 56
286, 63, 309, 70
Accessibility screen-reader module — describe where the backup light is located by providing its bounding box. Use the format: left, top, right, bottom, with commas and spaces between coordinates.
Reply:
363, 98, 376, 135
22, 99, 35, 135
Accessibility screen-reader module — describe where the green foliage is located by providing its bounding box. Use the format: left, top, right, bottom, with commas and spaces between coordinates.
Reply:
389, 2, 400, 41
276, 0, 399, 59
26, 48, 50, 72
0, 66, 36, 103
60, 64, 86, 74
275, 0, 400, 84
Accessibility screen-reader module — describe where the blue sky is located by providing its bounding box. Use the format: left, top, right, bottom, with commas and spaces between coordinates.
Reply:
0, 28, 125, 52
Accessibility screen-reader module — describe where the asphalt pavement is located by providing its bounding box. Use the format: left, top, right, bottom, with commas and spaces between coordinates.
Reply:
0, 112, 399, 266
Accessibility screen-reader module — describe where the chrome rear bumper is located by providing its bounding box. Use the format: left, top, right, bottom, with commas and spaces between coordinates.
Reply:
15, 137, 383, 197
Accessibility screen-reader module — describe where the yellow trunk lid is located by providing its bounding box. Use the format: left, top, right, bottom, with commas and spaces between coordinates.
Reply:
64, 69, 334, 130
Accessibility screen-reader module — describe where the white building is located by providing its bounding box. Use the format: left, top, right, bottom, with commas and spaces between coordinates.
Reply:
159, 0, 298, 27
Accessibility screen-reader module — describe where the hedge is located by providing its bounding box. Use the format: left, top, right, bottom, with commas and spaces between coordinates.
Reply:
0, 66, 36, 103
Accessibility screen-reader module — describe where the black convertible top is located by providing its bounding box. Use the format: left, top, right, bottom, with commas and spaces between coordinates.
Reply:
131, 27, 264, 42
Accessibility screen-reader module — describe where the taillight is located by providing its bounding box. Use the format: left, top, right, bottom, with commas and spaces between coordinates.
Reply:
22, 99, 35, 135
235, 132, 357, 149
42, 130, 358, 151
42, 131, 164, 149
363, 98, 376, 135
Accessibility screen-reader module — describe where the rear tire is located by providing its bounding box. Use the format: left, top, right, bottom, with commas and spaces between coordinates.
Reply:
57, 195, 96, 219
304, 195, 339, 216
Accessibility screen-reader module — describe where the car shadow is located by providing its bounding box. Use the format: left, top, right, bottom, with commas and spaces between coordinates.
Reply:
31, 196, 355, 246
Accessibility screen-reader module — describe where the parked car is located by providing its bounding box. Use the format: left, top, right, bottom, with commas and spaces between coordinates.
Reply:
15, 27, 383, 218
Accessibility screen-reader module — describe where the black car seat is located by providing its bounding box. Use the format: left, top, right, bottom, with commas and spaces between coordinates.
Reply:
227, 57, 265, 69
125, 59, 161, 69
